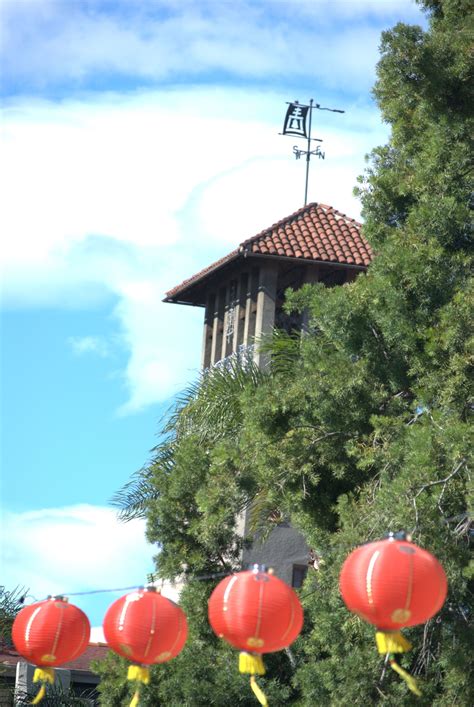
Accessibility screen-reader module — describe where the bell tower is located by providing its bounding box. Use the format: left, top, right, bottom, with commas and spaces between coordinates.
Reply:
165, 202, 372, 586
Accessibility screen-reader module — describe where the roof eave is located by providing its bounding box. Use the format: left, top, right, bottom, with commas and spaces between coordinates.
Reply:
163, 249, 369, 306
163, 250, 243, 305
241, 250, 369, 271
163, 296, 205, 306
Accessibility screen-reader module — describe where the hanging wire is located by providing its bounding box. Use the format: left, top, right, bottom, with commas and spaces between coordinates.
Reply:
55, 585, 145, 597
47, 571, 233, 601
40, 568, 318, 603
29, 522, 468, 602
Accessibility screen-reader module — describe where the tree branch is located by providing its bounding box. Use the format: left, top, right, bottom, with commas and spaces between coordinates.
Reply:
370, 325, 390, 361
411, 459, 466, 534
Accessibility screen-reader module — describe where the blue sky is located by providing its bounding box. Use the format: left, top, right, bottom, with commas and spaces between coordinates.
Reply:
1, 0, 426, 630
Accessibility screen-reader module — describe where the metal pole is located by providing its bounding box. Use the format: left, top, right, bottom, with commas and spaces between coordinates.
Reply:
304, 98, 313, 205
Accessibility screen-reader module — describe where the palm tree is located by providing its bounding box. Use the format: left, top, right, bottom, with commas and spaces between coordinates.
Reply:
111, 357, 267, 523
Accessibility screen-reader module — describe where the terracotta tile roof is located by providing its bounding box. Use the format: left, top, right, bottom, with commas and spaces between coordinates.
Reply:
165, 202, 372, 302
0, 643, 109, 673
166, 248, 239, 301
243, 202, 371, 265
62, 643, 109, 671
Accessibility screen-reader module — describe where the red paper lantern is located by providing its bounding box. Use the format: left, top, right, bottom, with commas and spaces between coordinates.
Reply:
209, 567, 303, 654
339, 536, 447, 631
339, 535, 447, 696
209, 566, 303, 704
12, 596, 90, 703
12, 596, 90, 667
103, 587, 187, 664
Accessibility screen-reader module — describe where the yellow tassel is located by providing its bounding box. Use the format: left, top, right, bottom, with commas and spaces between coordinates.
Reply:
239, 652, 265, 675
375, 631, 412, 654
127, 665, 150, 685
250, 675, 269, 706
31, 667, 55, 704
390, 659, 422, 697
33, 668, 55, 685
126, 664, 150, 707
31, 685, 46, 705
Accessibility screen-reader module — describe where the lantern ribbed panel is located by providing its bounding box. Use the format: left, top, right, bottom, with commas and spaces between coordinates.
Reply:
208, 570, 303, 653
12, 598, 90, 667
103, 590, 187, 664
339, 539, 447, 630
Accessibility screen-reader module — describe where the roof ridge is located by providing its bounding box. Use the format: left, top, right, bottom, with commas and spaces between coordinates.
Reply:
240, 202, 361, 249
240, 202, 318, 248
325, 204, 362, 226
307, 202, 362, 226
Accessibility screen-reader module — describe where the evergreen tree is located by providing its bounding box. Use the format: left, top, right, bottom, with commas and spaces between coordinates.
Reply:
103, 1, 472, 704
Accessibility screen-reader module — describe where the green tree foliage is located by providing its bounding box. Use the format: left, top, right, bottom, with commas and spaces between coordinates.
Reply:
13, 685, 95, 706
103, 1, 472, 704
1, 585, 26, 701
102, 362, 298, 704
0, 586, 26, 646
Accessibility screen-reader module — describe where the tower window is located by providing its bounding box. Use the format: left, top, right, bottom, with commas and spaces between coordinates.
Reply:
291, 564, 308, 589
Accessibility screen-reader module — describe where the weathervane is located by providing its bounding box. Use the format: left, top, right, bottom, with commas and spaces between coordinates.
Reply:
280, 99, 345, 205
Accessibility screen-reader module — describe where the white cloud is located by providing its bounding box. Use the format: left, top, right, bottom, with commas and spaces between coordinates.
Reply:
1, 0, 425, 93
0, 504, 188, 631
68, 335, 110, 357
1, 505, 153, 602
289, 0, 424, 21
89, 625, 106, 643
1, 88, 390, 411
0, 0, 427, 413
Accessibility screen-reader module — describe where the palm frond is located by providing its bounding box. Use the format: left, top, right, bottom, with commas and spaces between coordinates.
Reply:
111, 439, 180, 521
246, 490, 285, 541
112, 358, 264, 522
110, 467, 157, 521
173, 357, 266, 443
259, 328, 302, 376
0, 585, 27, 616
0, 585, 28, 644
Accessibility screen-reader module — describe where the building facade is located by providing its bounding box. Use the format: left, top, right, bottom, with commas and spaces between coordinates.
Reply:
165, 202, 372, 586
0, 642, 108, 705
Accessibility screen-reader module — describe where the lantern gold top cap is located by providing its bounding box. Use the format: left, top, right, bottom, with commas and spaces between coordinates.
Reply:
386, 531, 413, 543
251, 563, 267, 573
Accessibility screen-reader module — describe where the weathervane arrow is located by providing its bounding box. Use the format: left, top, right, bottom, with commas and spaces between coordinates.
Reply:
280, 99, 345, 205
